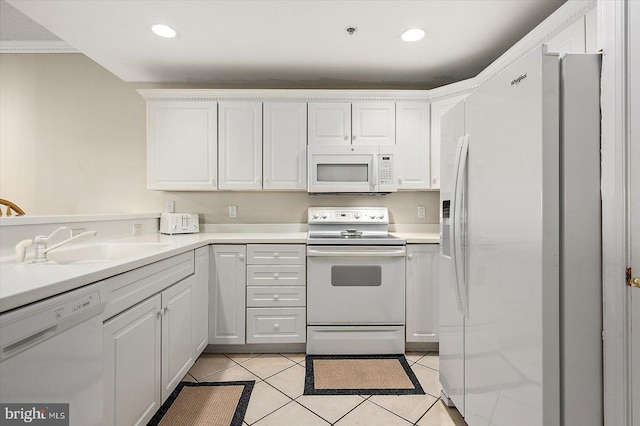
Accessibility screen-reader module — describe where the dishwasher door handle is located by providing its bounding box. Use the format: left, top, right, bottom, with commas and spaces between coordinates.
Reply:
307, 249, 406, 257
1, 326, 57, 361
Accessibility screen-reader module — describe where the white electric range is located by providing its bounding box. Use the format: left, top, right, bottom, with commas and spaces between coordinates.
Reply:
306, 207, 407, 355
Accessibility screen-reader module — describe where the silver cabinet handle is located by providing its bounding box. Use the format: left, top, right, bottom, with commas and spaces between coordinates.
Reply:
407, 253, 413, 259
239, 254, 245, 261
273, 295, 279, 301
273, 273, 279, 279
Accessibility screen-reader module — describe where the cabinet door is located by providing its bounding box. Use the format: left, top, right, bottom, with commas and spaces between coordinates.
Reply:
192, 246, 209, 357
263, 102, 307, 190
209, 245, 246, 344
396, 102, 430, 189
546, 15, 587, 54
308, 102, 351, 145
104, 295, 161, 426
219, 102, 263, 190
430, 94, 468, 189
147, 101, 218, 191
161, 277, 194, 402
406, 244, 440, 343
352, 101, 396, 145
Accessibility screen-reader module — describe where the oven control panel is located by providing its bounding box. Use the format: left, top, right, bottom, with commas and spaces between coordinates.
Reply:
308, 207, 388, 224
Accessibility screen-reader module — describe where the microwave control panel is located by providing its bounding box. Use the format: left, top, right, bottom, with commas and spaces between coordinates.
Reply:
378, 155, 394, 185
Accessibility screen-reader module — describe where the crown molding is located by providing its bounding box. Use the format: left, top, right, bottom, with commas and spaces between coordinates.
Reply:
137, 0, 595, 103
137, 88, 432, 102
0, 40, 78, 53
475, 0, 595, 86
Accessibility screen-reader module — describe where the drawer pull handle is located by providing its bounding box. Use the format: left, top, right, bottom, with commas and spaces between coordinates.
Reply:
273, 295, 279, 301
273, 273, 279, 279
274, 323, 280, 329
273, 252, 279, 258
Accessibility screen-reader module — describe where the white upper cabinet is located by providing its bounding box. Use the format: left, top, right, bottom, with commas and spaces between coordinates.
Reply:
263, 102, 307, 190
352, 101, 396, 145
396, 102, 430, 190
308, 101, 395, 145
147, 101, 218, 191
308, 102, 351, 145
430, 94, 467, 189
546, 15, 586, 54
218, 101, 263, 190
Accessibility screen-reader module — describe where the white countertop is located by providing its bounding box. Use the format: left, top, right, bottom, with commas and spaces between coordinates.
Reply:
0, 230, 438, 314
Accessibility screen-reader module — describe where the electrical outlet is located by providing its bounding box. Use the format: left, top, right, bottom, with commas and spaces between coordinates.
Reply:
165, 200, 175, 213
417, 205, 426, 219
228, 205, 237, 218
132, 223, 142, 236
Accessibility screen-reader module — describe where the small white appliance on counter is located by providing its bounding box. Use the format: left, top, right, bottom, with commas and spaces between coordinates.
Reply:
160, 213, 199, 235
307, 145, 397, 194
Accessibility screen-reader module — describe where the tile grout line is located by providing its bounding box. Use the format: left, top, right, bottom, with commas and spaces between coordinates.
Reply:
413, 397, 442, 425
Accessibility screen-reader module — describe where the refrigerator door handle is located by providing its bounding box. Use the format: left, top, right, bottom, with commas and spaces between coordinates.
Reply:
450, 135, 465, 315
452, 134, 470, 317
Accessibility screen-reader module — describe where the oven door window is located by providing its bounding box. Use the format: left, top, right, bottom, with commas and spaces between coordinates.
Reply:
317, 164, 369, 183
331, 265, 382, 286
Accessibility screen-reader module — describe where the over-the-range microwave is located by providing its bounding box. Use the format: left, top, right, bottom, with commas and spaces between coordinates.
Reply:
307, 145, 397, 194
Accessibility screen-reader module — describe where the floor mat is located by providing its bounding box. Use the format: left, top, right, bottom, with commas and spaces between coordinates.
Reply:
147, 381, 254, 426
304, 355, 425, 395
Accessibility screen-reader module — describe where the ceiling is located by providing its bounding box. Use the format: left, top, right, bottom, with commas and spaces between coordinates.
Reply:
2, 0, 566, 89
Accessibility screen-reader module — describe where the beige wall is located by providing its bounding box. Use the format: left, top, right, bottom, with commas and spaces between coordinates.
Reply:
0, 54, 439, 224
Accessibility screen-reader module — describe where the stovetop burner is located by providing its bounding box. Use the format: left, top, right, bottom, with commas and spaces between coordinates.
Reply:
306, 207, 406, 246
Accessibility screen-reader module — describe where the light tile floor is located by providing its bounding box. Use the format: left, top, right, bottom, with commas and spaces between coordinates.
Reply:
184, 351, 467, 426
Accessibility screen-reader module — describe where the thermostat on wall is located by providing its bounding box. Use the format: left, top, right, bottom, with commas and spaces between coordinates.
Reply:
160, 213, 200, 235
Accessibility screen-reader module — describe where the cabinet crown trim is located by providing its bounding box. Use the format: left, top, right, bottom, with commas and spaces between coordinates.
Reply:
138, 0, 595, 104
137, 89, 431, 101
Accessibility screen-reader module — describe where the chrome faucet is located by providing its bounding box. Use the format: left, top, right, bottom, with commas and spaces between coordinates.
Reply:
15, 226, 97, 263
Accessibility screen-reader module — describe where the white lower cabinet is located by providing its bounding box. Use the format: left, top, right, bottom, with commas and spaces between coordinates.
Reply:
161, 277, 194, 401
209, 245, 247, 344
192, 246, 209, 355
246, 307, 306, 344
246, 244, 306, 344
103, 250, 207, 426
405, 244, 440, 343
104, 295, 161, 426
104, 276, 194, 426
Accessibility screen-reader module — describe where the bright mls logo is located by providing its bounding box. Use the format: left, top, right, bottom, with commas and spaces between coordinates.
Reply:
0, 404, 68, 425
511, 73, 528, 86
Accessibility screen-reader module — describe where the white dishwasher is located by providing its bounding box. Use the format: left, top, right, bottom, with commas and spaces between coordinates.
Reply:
0, 282, 106, 425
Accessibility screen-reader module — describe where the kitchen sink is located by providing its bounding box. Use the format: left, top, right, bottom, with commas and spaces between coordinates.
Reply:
45, 242, 172, 264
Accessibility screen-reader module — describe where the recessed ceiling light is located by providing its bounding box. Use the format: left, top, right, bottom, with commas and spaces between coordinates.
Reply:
151, 24, 177, 39
400, 28, 426, 42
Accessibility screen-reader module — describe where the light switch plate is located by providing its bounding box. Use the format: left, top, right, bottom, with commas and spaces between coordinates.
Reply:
165, 200, 175, 213
229, 205, 237, 218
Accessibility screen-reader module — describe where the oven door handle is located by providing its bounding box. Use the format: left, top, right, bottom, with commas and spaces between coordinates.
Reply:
306, 248, 407, 257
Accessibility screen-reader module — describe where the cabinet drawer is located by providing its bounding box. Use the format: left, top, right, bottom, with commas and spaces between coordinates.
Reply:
103, 251, 194, 320
246, 265, 306, 286
247, 244, 305, 265
246, 308, 306, 344
247, 286, 306, 308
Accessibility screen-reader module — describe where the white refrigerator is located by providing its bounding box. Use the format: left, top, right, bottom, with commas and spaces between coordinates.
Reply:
439, 47, 603, 426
